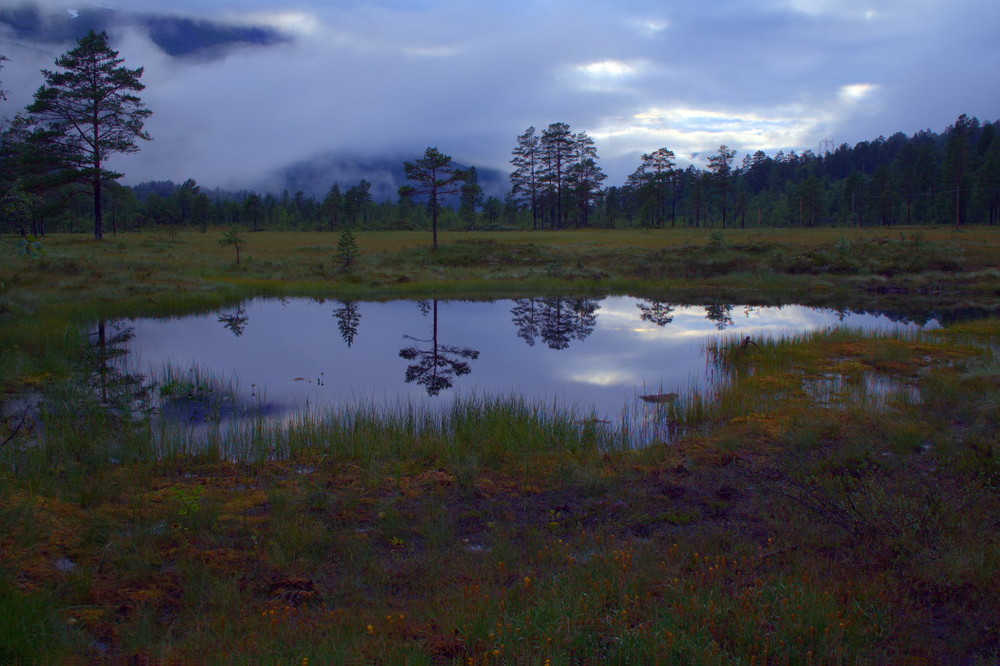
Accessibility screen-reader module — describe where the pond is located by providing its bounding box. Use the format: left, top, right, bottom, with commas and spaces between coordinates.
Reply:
98, 296, 936, 429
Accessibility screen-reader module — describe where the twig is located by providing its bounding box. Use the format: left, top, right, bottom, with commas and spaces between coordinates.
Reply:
1, 406, 31, 448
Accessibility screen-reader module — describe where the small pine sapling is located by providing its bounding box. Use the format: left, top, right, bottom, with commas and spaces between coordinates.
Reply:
336, 227, 359, 272
218, 226, 246, 265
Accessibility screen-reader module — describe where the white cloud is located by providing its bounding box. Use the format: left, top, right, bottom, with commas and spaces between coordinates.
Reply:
564, 369, 637, 388
590, 104, 827, 167
577, 60, 641, 78
632, 18, 670, 36
777, 0, 885, 19
239, 11, 322, 36
403, 45, 462, 58
838, 83, 880, 103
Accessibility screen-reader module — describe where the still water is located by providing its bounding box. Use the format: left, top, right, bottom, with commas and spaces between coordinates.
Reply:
102, 296, 936, 424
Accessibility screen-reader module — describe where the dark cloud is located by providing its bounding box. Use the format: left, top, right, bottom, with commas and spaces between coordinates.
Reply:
0, 2, 287, 57
1, 0, 997, 190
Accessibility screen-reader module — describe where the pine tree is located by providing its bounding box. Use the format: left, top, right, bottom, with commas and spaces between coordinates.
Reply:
336, 227, 359, 272
538, 122, 575, 228
322, 184, 343, 232
459, 166, 483, 230
510, 127, 541, 230
243, 193, 263, 231
706, 145, 737, 228
218, 226, 246, 265
567, 157, 606, 228
566, 132, 605, 228
944, 114, 978, 226
627, 147, 676, 227
25, 31, 152, 240
399, 148, 468, 250
976, 131, 1000, 226
0, 53, 8, 101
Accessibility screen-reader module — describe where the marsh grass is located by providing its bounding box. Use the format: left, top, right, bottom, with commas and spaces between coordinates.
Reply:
139, 393, 618, 469
4, 229, 1000, 661
3, 322, 996, 661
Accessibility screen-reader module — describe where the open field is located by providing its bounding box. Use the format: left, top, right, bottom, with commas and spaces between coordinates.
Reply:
2, 227, 1000, 662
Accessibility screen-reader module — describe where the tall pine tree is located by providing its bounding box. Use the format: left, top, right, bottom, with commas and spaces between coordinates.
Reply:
25, 31, 152, 240
399, 148, 468, 250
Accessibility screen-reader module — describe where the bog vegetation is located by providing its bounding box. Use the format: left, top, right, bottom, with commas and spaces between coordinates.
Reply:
1, 33, 999, 665
1, 228, 999, 662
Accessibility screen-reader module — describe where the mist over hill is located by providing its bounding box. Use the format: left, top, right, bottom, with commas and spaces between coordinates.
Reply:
262, 153, 509, 202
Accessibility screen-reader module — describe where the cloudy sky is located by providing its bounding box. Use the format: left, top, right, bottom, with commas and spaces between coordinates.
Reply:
2, 0, 998, 191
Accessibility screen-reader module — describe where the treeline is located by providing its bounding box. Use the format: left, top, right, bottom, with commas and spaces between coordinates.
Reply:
604, 114, 1000, 230
26, 177, 518, 236
18, 115, 999, 236
4, 114, 997, 236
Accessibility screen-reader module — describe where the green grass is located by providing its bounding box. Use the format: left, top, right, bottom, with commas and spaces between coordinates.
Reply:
2, 227, 1000, 661
0, 323, 997, 661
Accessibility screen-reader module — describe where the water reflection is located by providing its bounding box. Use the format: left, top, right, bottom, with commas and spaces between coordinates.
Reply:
636, 300, 675, 327
704, 303, 735, 330
218, 307, 250, 337
510, 297, 600, 349
400, 300, 480, 396
91, 320, 149, 409
108, 296, 945, 424
333, 301, 361, 347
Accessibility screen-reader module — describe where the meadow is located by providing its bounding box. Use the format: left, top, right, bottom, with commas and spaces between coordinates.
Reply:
1, 225, 999, 663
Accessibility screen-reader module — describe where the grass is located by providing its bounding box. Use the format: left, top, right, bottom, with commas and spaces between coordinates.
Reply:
2, 226, 1000, 661
3, 225, 998, 404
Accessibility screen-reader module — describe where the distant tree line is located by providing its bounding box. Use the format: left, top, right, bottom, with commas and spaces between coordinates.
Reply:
5, 116, 997, 237
604, 114, 1000, 230
2, 38, 998, 236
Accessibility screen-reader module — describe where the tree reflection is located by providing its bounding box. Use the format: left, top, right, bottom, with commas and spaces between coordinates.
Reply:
510, 298, 541, 346
333, 301, 361, 347
399, 300, 480, 396
510, 297, 599, 350
637, 299, 676, 327
218, 307, 249, 337
705, 304, 734, 330
91, 319, 150, 409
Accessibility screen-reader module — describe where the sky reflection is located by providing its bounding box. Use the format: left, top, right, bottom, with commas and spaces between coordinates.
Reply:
112, 296, 933, 421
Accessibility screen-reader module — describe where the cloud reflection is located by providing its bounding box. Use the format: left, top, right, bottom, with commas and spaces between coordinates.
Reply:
114, 296, 931, 421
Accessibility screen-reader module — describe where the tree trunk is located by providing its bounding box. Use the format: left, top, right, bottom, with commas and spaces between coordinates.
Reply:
431, 204, 439, 250
94, 175, 104, 240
